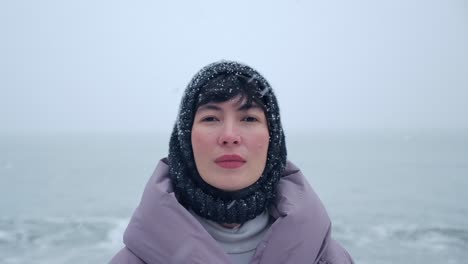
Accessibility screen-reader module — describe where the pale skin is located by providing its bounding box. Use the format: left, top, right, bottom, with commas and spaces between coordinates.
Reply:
191, 96, 270, 227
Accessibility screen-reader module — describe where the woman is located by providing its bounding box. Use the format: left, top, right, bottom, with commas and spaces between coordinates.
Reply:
110, 61, 354, 263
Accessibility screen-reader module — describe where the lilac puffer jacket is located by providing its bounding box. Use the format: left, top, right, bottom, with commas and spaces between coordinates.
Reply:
110, 158, 354, 264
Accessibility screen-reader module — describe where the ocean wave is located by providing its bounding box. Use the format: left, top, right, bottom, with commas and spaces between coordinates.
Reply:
0, 216, 127, 252
333, 221, 468, 250
2, 217, 467, 263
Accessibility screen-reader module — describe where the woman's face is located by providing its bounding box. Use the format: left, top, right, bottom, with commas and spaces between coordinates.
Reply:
191, 96, 270, 191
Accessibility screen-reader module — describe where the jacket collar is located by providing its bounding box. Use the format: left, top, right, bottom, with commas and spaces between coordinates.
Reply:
253, 161, 332, 263
123, 158, 331, 263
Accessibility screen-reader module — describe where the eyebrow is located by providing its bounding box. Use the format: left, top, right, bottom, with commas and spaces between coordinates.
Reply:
196, 104, 222, 112
237, 103, 262, 111
197, 102, 263, 112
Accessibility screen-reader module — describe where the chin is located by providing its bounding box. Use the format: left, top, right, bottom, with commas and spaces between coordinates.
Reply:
213, 181, 249, 192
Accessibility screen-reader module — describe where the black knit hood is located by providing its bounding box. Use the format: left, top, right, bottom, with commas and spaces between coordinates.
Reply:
168, 60, 287, 224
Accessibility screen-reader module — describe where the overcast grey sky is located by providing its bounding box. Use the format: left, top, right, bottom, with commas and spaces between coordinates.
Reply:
1, 0, 467, 134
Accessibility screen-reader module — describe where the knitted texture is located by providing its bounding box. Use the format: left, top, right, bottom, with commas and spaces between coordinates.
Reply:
168, 60, 287, 224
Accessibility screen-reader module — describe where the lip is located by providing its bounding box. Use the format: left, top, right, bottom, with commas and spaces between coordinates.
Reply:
215, 154, 246, 169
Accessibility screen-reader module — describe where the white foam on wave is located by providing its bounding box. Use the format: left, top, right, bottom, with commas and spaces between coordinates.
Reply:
96, 217, 128, 250
3, 257, 21, 264
330, 220, 356, 246
0, 230, 13, 242
421, 230, 451, 251
0, 216, 132, 264
0, 216, 128, 248
3, 161, 13, 169
330, 218, 468, 253
350, 221, 468, 251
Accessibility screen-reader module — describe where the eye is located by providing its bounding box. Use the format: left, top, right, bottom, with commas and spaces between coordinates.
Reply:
201, 116, 219, 122
242, 116, 259, 122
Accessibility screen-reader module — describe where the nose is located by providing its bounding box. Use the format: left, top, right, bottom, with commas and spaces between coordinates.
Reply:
218, 122, 241, 146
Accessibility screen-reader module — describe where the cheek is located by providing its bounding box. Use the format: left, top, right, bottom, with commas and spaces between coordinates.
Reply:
191, 127, 216, 158
252, 131, 270, 155
191, 129, 206, 154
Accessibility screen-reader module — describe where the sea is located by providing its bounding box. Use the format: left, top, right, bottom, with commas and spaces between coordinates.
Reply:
1, 131, 467, 264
